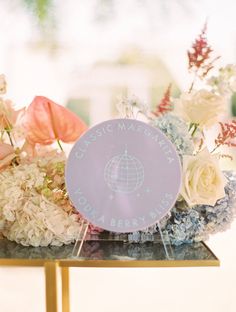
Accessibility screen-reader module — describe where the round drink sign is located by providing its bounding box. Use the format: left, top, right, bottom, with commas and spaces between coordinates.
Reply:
65, 119, 182, 233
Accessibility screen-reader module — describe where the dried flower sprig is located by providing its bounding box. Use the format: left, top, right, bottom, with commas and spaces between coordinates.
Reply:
188, 23, 219, 92
219, 154, 233, 161
152, 84, 172, 117
212, 120, 236, 153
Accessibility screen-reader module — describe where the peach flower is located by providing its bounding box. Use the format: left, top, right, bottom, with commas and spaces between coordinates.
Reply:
25, 96, 87, 145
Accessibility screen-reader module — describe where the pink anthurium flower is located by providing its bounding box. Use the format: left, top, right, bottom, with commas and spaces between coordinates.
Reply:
0, 143, 15, 169
25, 96, 87, 146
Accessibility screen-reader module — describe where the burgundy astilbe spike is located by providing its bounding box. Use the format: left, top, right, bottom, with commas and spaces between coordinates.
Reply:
188, 23, 219, 80
153, 84, 172, 117
214, 121, 236, 151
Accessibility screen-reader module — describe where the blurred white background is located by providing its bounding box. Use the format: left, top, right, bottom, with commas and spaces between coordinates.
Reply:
1, 0, 236, 124
1, 0, 236, 311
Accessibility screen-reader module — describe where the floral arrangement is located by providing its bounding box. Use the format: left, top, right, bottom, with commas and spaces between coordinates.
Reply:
1, 24, 236, 247
118, 25, 236, 245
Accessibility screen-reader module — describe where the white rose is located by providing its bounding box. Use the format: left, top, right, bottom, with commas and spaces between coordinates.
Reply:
174, 89, 225, 129
181, 149, 227, 207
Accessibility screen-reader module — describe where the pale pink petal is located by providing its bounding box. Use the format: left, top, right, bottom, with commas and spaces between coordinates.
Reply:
21, 140, 36, 157
0, 143, 15, 169
0, 143, 14, 160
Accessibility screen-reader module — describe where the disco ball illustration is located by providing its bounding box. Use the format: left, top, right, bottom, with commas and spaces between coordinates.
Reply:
104, 149, 144, 194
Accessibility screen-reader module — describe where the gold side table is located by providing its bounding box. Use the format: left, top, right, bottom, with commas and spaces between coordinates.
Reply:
0, 239, 219, 312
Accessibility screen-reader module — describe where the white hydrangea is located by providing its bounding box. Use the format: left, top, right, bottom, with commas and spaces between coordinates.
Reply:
0, 160, 81, 247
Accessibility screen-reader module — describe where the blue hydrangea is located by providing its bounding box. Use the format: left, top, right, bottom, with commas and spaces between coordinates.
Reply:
195, 171, 236, 235
128, 171, 236, 245
152, 113, 194, 156
159, 171, 236, 245
161, 209, 205, 246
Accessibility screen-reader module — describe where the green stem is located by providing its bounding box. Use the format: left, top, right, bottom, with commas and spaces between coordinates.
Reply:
191, 123, 198, 137
6, 130, 14, 147
188, 71, 198, 93
188, 123, 194, 132
188, 80, 195, 93
57, 139, 63, 152
211, 145, 220, 154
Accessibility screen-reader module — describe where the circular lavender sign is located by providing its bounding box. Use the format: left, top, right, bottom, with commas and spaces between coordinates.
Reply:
65, 119, 182, 233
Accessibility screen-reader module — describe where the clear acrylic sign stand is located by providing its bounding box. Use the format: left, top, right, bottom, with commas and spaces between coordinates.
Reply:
157, 222, 174, 259
72, 218, 174, 260
72, 220, 89, 258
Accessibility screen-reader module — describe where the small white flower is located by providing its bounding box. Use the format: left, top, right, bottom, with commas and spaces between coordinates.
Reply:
116, 95, 149, 118
208, 64, 236, 96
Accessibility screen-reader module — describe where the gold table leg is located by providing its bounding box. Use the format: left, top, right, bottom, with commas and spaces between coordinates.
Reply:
61, 267, 70, 312
45, 261, 59, 312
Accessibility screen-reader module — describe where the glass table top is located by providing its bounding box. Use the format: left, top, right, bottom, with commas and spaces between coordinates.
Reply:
0, 238, 219, 267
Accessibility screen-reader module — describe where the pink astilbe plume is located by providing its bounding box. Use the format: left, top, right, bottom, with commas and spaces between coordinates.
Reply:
152, 84, 172, 117
214, 120, 236, 150
188, 23, 219, 81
